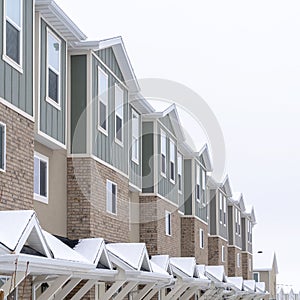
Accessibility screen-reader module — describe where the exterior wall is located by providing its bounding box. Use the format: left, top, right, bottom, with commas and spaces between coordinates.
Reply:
256, 270, 276, 300
129, 191, 140, 243
228, 206, 243, 248
227, 246, 243, 277
67, 157, 130, 242
139, 195, 181, 257
38, 18, 67, 145
241, 252, 253, 280
183, 159, 192, 215
0, 103, 34, 210
33, 141, 67, 236
208, 236, 228, 274
181, 217, 208, 265
208, 190, 217, 235
0, 0, 34, 116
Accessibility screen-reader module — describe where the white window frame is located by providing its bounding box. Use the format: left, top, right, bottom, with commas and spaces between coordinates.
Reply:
249, 258, 252, 271
165, 211, 171, 236
253, 272, 260, 282
238, 210, 241, 235
223, 195, 227, 226
221, 245, 225, 262
219, 192, 223, 224
97, 67, 109, 135
160, 130, 167, 177
169, 139, 175, 184
131, 109, 139, 164
114, 84, 124, 146
0, 123, 6, 172
177, 152, 183, 193
2, 0, 23, 73
45, 28, 61, 110
34, 152, 49, 204
237, 253, 240, 268
201, 169, 206, 191
199, 228, 204, 249
106, 180, 117, 215
196, 164, 201, 202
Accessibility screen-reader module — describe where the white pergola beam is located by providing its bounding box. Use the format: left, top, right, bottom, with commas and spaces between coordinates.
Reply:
143, 288, 159, 300
54, 278, 82, 300
113, 281, 138, 300
132, 283, 156, 300
165, 282, 186, 300
169, 285, 188, 300
1, 271, 28, 297
37, 275, 71, 300
179, 286, 199, 300
70, 279, 98, 300
100, 280, 126, 300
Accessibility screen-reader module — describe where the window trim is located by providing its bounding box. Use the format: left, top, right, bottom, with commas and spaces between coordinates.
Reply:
160, 130, 167, 177
219, 192, 223, 224
114, 84, 124, 146
165, 210, 172, 236
34, 152, 49, 204
177, 152, 183, 193
223, 195, 227, 226
199, 228, 204, 249
196, 164, 201, 203
2, 0, 23, 73
97, 67, 109, 135
253, 272, 260, 282
0, 123, 6, 172
45, 27, 62, 110
221, 245, 226, 262
169, 139, 176, 184
237, 253, 240, 268
131, 109, 139, 164
106, 180, 117, 215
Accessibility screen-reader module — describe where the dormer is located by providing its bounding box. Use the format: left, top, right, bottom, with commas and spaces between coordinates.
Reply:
242, 205, 256, 254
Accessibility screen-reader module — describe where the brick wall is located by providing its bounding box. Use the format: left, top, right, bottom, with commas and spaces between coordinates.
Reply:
0, 103, 34, 211
139, 195, 181, 257
181, 217, 208, 264
242, 252, 253, 280
227, 246, 242, 277
67, 157, 130, 242
208, 236, 228, 274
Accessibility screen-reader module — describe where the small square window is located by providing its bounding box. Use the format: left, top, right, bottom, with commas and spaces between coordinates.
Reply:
107, 181, 117, 214
165, 211, 171, 236
34, 152, 49, 203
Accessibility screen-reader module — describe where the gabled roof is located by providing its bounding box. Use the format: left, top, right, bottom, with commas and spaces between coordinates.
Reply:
253, 251, 278, 274
0, 210, 51, 258
169, 257, 197, 278
221, 175, 233, 197
205, 266, 226, 282
106, 243, 152, 272
35, 0, 87, 42
151, 255, 172, 275
243, 280, 256, 292
226, 277, 243, 291
255, 281, 266, 293
195, 144, 213, 172
230, 193, 246, 212
195, 265, 209, 280
245, 205, 257, 225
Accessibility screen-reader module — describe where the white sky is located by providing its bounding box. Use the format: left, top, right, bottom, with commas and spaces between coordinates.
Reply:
57, 0, 300, 288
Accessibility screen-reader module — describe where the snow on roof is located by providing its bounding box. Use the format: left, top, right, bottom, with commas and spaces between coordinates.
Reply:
243, 280, 256, 292
150, 261, 170, 276
255, 282, 266, 293
169, 257, 196, 278
205, 266, 226, 282
151, 255, 171, 273
195, 265, 208, 280
253, 251, 278, 273
226, 277, 243, 290
106, 243, 151, 271
42, 231, 90, 263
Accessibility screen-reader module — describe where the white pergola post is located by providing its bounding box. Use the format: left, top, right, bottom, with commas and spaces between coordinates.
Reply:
113, 281, 138, 300
99, 280, 126, 300
70, 279, 98, 300
179, 286, 199, 300
132, 283, 156, 300
143, 288, 160, 300
54, 278, 82, 300
37, 275, 71, 300
1, 271, 29, 297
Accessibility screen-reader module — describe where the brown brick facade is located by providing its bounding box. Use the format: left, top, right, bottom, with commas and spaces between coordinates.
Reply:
139, 195, 181, 257
242, 252, 253, 280
227, 246, 242, 277
208, 236, 228, 273
0, 103, 34, 211
181, 217, 208, 264
67, 157, 130, 242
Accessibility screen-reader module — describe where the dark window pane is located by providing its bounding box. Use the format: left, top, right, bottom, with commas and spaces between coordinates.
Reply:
48, 68, 59, 103
100, 102, 107, 130
196, 184, 200, 200
6, 21, 20, 64
170, 162, 175, 180
178, 174, 182, 191
111, 184, 116, 214
161, 154, 166, 173
40, 161, 47, 197
116, 116, 122, 141
168, 214, 171, 235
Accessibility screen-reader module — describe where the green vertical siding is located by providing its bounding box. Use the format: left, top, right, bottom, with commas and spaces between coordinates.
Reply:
92, 56, 128, 174
0, 0, 33, 116
70, 55, 87, 153
39, 19, 66, 144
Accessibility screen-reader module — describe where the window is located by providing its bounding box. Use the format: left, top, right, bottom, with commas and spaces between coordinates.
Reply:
196, 165, 201, 202
237, 253, 240, 268
249, 258, 252, 271
170, 140, 175, 183
219, 192, 223, 223
235, 209, 241, 234
4, 0, 23, 69
107, 181, 117, 214
98, 68, 108, 132
177, 153, 182, 192
201, 170, 206, 190
238, 211, 241, 235
46, 29, 61, 107
0, 123, 6, 171
223, 195, 227, 225
34, 152, 48, 203
161, 130, 167, 175
199, 229, 204, 249
131, 109, 139, 163
253, 272, 260, 282
165, 211, 171, 236
221, 245, 225, 262
248, 220, 252, 243
115, 85, 124, 143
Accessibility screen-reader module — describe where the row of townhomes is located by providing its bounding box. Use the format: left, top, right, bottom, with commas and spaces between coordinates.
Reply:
0, 0, 278, 299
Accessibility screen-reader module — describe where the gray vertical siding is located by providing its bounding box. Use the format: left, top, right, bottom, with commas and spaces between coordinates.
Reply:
70, 55, 87, 153
218, 196, 228, 240
228, 206, 234, 245
184, 159, 192, 215
0, 0, 33, 116
209, 190, 217, 235
39, 19, 66, 144
160, 115, 176, 137
92, 55, 129, 175
142, 122, 154, 193
242, 218, 246, 251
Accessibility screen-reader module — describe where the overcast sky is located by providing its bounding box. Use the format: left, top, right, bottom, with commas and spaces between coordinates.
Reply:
57, 0, 300, 288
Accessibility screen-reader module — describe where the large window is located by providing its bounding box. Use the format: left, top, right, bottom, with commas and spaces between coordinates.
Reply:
98, 68, 108, 132
196, 165, 201, 202
170, 140, 175, 183
115, 85, 124, 143
131, 109, 139, 163
34, 152, 48, 203
4, 0, 22, 70
46, 29, 61, 107
161, 130, 167, 176
177, 152, 182, 192
0, 123, 6, 171
199, 229, 204, 249
107, 180, 117, 214
165, 211, 171, 236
